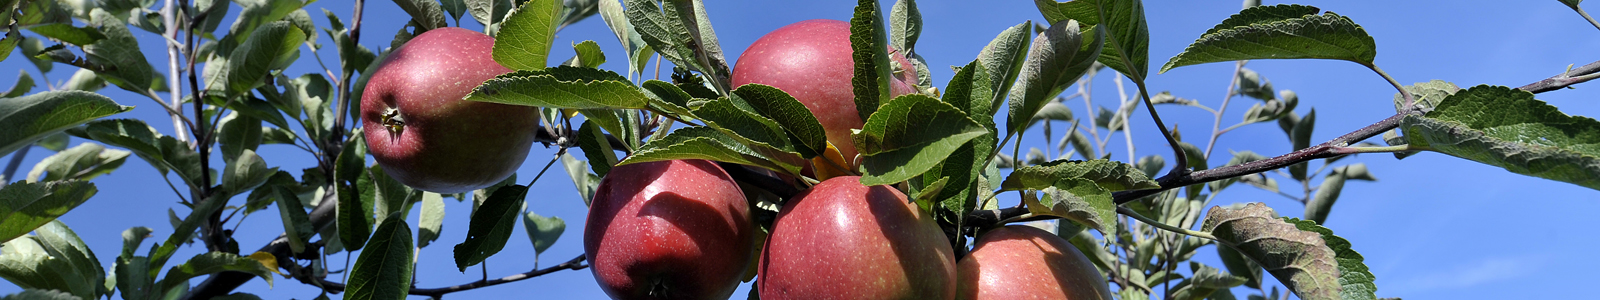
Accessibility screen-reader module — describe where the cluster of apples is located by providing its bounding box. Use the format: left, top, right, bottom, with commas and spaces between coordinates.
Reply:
360, 21, 1109, 300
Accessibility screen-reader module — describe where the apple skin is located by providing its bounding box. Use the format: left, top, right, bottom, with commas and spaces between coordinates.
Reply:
731, 19, 921, 166
584, 159, 755, 300
361, 27, 538, 193
956, 225, 1112, 300
758, 176, 956, 300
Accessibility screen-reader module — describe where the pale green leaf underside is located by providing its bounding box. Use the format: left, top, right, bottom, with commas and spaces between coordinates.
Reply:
1159, 4, 1376, 73
1402, 85, 1600, 191
1000, 159, 1159, 192
1023, 178, 1115, 234
1202, 203, 1377, 300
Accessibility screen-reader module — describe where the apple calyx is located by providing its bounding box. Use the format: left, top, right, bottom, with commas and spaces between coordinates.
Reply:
380, 107, 404, 134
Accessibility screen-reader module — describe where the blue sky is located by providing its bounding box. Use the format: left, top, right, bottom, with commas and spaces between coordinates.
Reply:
4, 1, 1599, 299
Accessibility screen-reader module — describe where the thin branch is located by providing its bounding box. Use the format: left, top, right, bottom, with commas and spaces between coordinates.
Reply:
1203, 61, 1245, 159
1569, 5, 1600, 32
1134, 81, 1188, 177
1517, 60, 1600, 93
162, 0, 190, 143
307, 255, 589, 297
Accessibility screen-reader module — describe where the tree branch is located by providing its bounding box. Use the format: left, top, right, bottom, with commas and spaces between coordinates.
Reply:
1517, 60, 1600, 94
303, 255, 588, 297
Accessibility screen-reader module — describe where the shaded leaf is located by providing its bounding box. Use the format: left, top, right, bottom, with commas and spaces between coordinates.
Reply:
25, 143, 129, 183
1160, 5, 1376, 72
1023, 179, 1114, 234
1000, 159, 1159, 192
0, 91, 129, 157
522, 211, 564, 256
344, 217, 413, 300
453, 185, 527, 271
1035, 0, 1150, 79
154, 252, 274, 296
417, 193, 445, 248
977, 22, 1032, 114
1006, 20, 1103, 135
0, 181, 96, 244
621, 127, 806, 176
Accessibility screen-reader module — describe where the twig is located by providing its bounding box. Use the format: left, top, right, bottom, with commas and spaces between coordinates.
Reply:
307, 255, 588, 297
1517, 60, 1600, 93
1203, 61, 1246, 159
1568, 4, 1600, 32
162, 0, 190, 143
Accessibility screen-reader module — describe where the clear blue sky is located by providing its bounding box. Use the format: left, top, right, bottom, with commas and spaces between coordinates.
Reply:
4, 1, 1598, 299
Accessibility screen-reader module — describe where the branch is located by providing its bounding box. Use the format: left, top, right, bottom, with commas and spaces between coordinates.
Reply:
1517, 60, 1600, 93
304, 255, 588, 297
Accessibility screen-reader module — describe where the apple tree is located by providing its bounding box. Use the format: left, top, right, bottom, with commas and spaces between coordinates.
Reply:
1, 0, 1597, 299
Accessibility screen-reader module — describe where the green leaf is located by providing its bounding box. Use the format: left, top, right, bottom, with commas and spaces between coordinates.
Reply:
1201, 203, 1377, 300
154, 252, 274, 296
70, 119, 204, 189
147, 192, 228, 275
731, 84, 830, 158
273, 185, 313, 255
565, 40, 607, 68
576, 121, 617, 178
921, 62, 995, 229
853, 94, 990, 185
119, 227, 153, 261
453, 184, 527, 271
84, 9, 156, 93
0, 236, 90, 300
493, 0, 562, 71
521, 211, 565, 256
222, 21, 307, 97
1390, 79, 1459, 114
417, 193, 444, 248
392, 0, 448, 30
1022, 179, 1115, 234
465, 0, 513, 28
29, 221, 105, 299
943, 60, 996, 126
0, 181, 97, 244
1289, 109, 1315, 181
1035, 0, 1150, 79
1000, 159, 1160, 192
2, 71, 34, 98
1302, 171, 1345, 225
1160, 4, 1377, 73
25, 143, 129, 183
849, 0, 893, 120
441, 0, 468, 23
1006, 20, 1103, 136
640, 80, 698, 121
0, 91, 129, 157
621, 127, 806, 176
222, 150, 276, 195
217, 113, 262, 163
337, 169, 373, 251
26, 24, 107, 46
468, 67, 649, 109
1, 289, 81, 300
344, 217, 413, 300
624, 0, 732, 92
694, 98, 795, 154
889, 0, 922, 53
113, 255, 152, 300
368, 166, 417, 226
1217, 240, 1263, 289
558, 153, 599, 206
1401, 85, 1600, 191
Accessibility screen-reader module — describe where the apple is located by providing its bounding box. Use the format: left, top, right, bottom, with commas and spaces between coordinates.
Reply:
584, 159, 755, 300
361, 27, 538, 193
956, 225, 1111, 300
731, 19, 922, 171
758, 176, 956, 300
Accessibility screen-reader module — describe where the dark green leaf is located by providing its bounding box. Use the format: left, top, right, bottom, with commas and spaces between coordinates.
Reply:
224, 21, 308, 97
522, 211, 564, 256
273, 185, 313, 255
469, 67, 649, 109
1006, 20, 1103, 135
1160, 5, 1377, 72
854, 94, 990, 185
222, 150, 276, 195
441, 0, 468, 23
0, 181, 96, 244
1023, 179, 1115, 234
392, 0, 449, 30
217, 113, 263, 163
565, 40, 607, 68
154, 252, 274, 296
1218, 240, 1263, 289
577, 121, 617, 178
621, 127, 807, 176
368, 166, 417, 226
694, 98, 795, 154
337, 169, 373, 251
624, 0, 732, 92
849, 0, 893, 120
26, 24, 107, 46
465, 0, 513, 28
120, 226, 153, 261
493, 0, 562, 71
1402, 85, 1600, 191
84, 9, 156, 93
344, 217, 413, 300
0, 289, 81, 300
640, 80, 697, 121
1035, 0, 1150, 79
453, 185, 527, 271
3, 71, 34, 98
0, 91, 129, 157
732, 84, 830, 158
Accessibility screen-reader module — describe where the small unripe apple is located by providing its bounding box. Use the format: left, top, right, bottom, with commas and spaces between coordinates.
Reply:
731, 19, 921, 169
584, 159, 755, 300
361, 27, 539, 193
956, 225, 1111, 300
758, 176, 956, 300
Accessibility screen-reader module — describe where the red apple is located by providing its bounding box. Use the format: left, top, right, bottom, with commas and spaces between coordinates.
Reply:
584, 159, 755, 300
956, 225, 1111, 300
361, 27, 538, 193
731, 19, 922, 169
758, 176, 956, 300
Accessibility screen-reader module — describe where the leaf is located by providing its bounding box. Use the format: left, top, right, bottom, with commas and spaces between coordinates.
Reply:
2, 71, 33, 98
392, 0, 448, 30
693, 98, 798, 156
849, 0, 893, 120
343, 217, 413, 300
978, 22, 1032, 114
84, 9, 156, 93
1218, 241, 1263, 289
217, 113, 262, 163
624, 0, 732, 92
1160, 4, 1377, 73
567, 40, 607, 68
558, 153, 599, 206
223, 21, 307, 97
28, 221, 105, 299
1022, 179, 1115, 234
576, 121, 617, 178
493, 0, 562, 71
273, 185, 313, 255
1006, 20, 1103, 135
146, 192, 228, 275
221, 150, 276, 195
1000, 159, 1160, 192
441, 0, 468, 23
853, 94, 990, 185
465, 0, 513, 28
119, 227, 153, 261
25, 143, 130, 183
453, 185, 527, 271
154, 252, 274, 296
417, 193, 444, 248
522, 211, 565, 256
1035, 0, 1150, 79
1301, 171, 1345, 225
889, 0, 921, 52
622, 127, 807, 176
1401, 85, 1600, 191
731, 84, 830, 157
0, 91, 129, 157
1201, 203, 1377, 300
1, 289, 81, 300
367, 166, 417, 226
469, 67, 649, 109
0, 181, 97, 244
1390, 79, 1460, 114
26, 24, 107, 46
